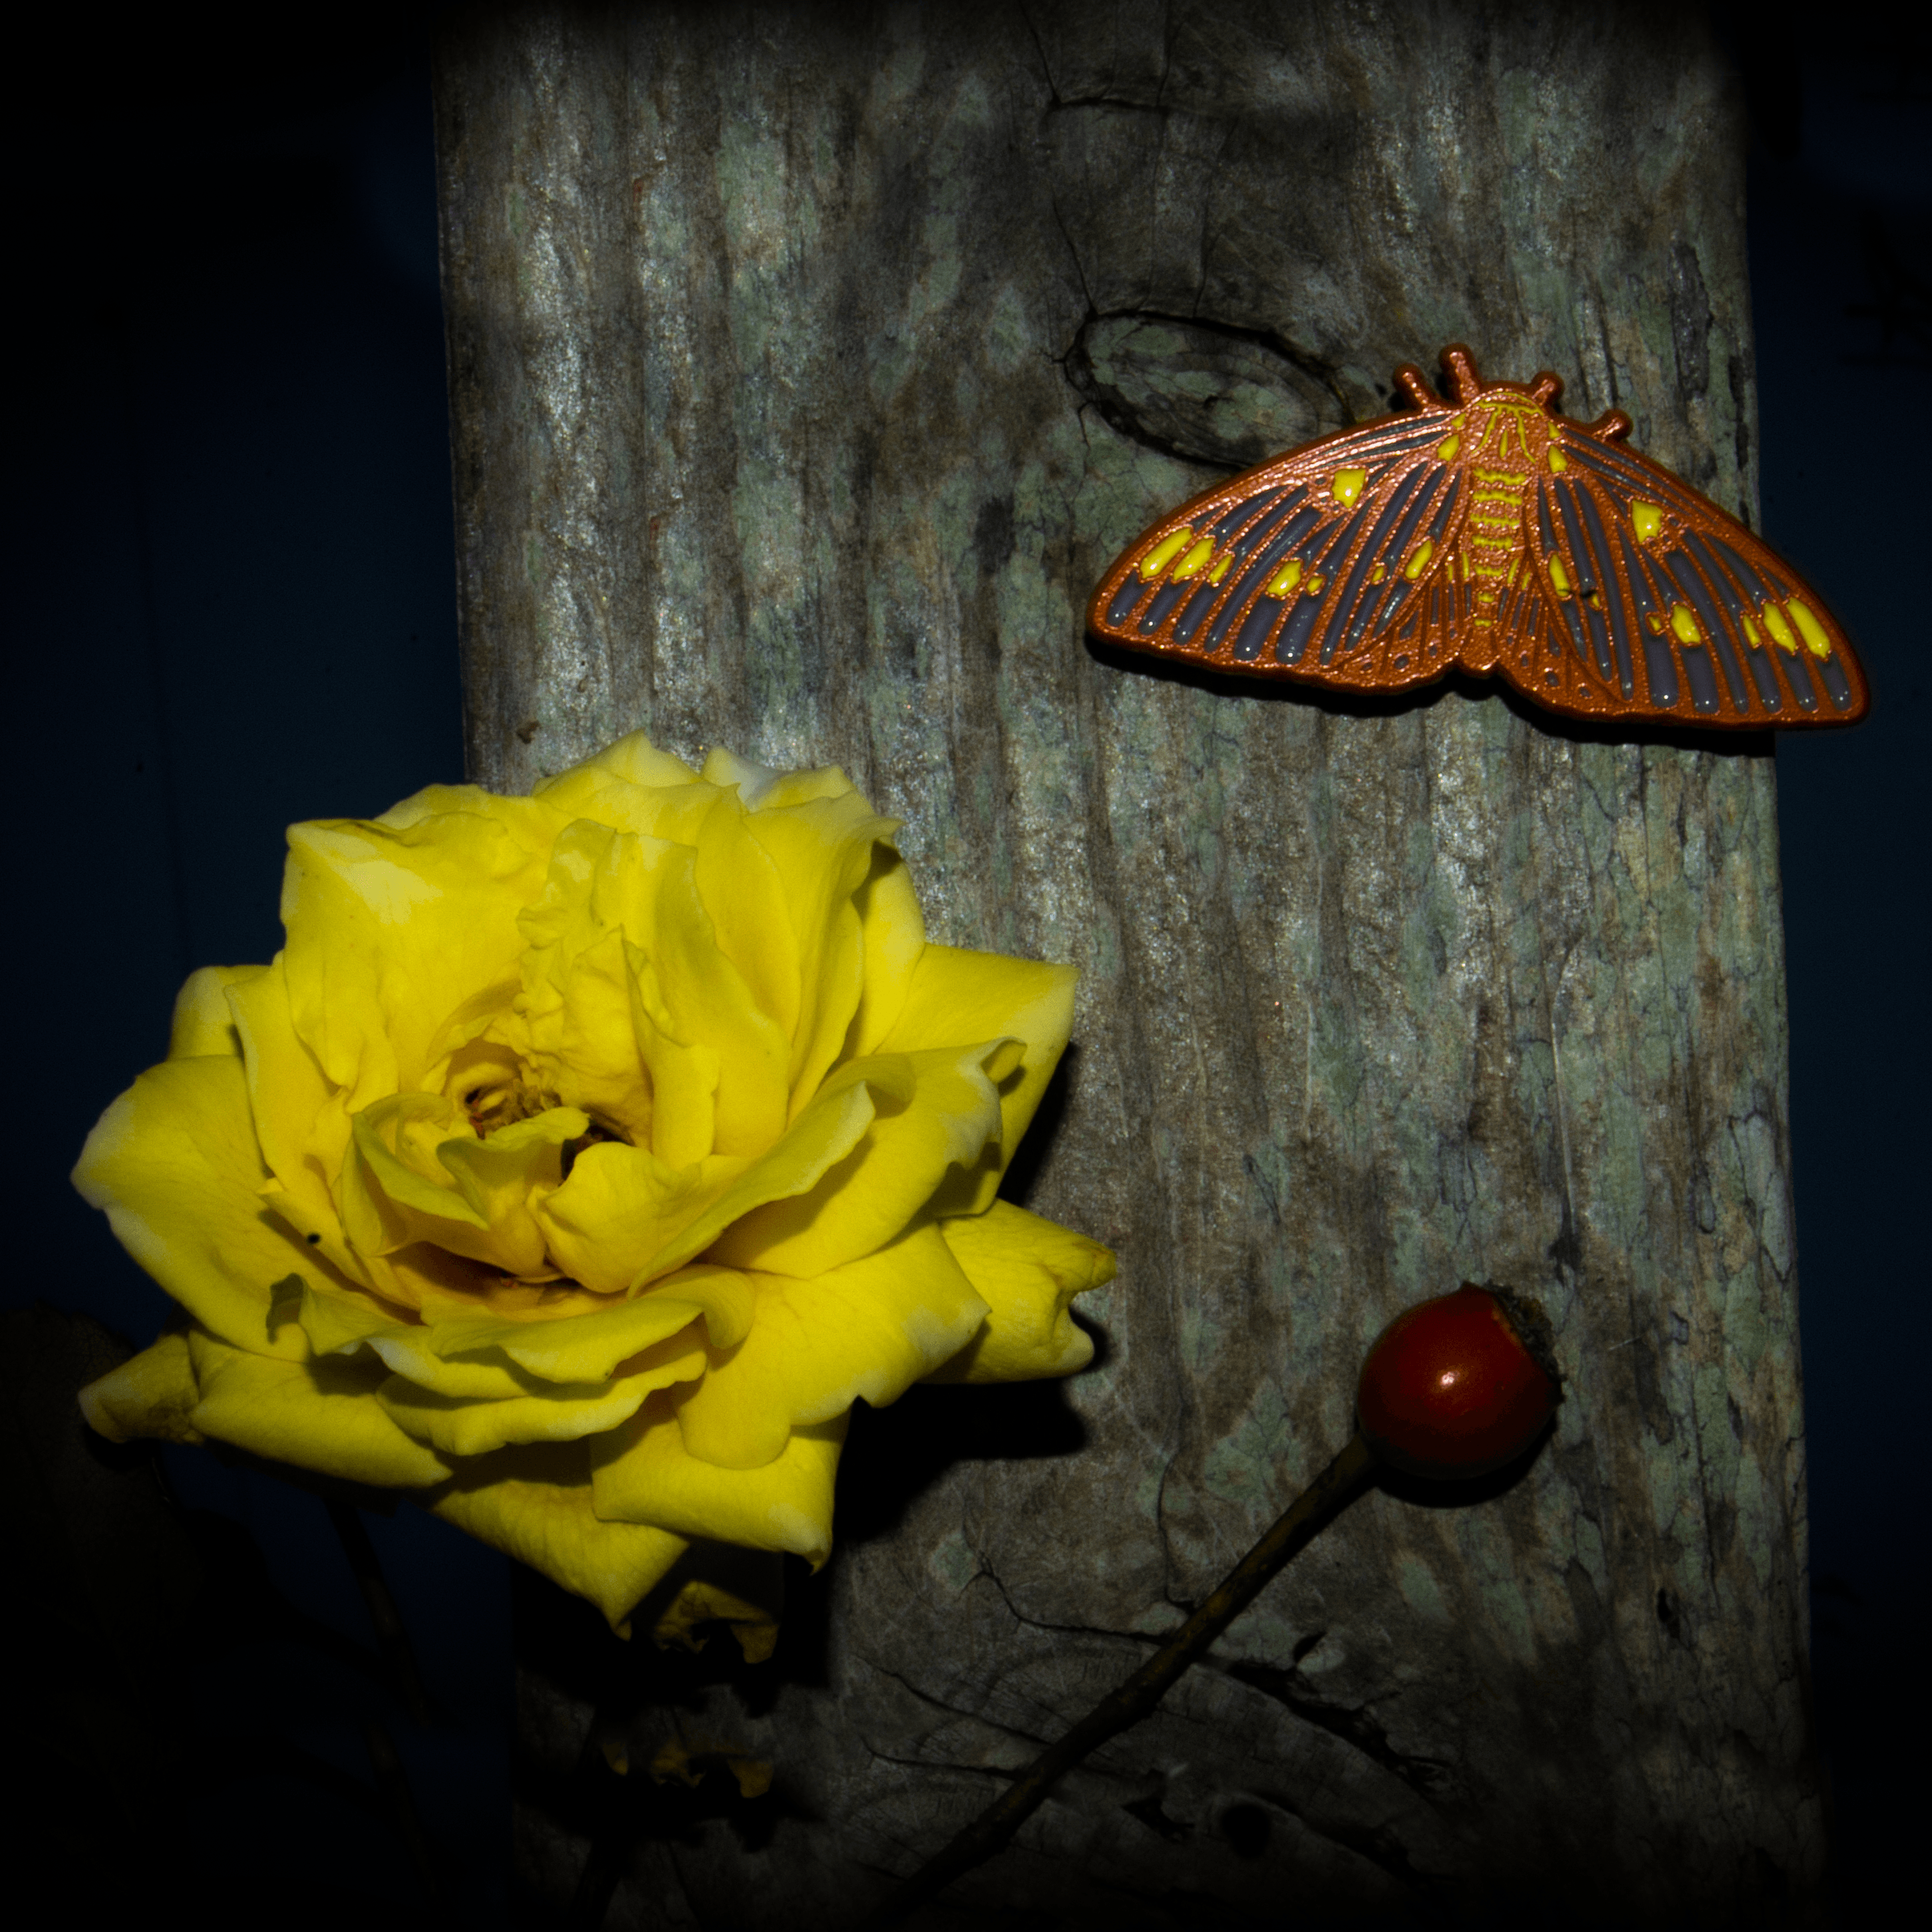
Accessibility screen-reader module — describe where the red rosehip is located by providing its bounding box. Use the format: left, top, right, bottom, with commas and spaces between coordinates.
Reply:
1356, 1283, 1561, 1479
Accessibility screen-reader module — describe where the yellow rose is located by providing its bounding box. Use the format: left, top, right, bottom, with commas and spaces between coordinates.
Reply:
75, 733, 1112, 1648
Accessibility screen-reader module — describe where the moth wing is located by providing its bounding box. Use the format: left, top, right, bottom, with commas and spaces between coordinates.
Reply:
1088, 409, 1469, 683
1478, 466, 1643, 722
1514, 425, 1869, 725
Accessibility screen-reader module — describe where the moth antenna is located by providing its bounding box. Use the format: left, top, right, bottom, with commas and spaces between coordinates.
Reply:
1393, 364, 1438, 410
1529, 371, 1563, 408
1582, 409, 1633, 442
1438, 343, 1484, 402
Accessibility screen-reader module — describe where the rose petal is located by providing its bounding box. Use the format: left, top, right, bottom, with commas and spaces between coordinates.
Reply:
699, 747, 855, 811
168, 964, 266, 1060
671, 1225, 989, 1470
633, 830, 789, 1156
516, 823, 667, 1142
436, 1108, 586, 1241
589, 1401, 846, 1563
927, 1201, 1114, 1382
184, 1327, 452, 1486
732, 791, 900, 1108
848, 849, 925, 1059
354, 1238, 520, 1320
690, 790, 802, 1045
374, 1327, 705, 1455
281, 790, 562, 1104
339, 1095, 582, 1277
295, 1281, 412, 1356
77, 1329, 205, 1445
537, 730, 703, 810
534, 1066, 887, 1293
341, 1093, 487, 1241
709, 1042, 1015, 1277
625, 945, 724, 1168
532, 1144, 744, 1296
360, 1330, 552, 1399
647, 1541, 786, 1661
228, 961, 357, 1279
422, 1439, 689, 1636
422, 1267, 756, 1381
518, 818, 790, 1158
880, 945, 1078, 1217
73, 1055, 334, 1361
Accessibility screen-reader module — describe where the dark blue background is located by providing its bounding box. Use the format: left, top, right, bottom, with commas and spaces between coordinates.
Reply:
9, 12, 1925, 1926
1745, 25, 1928, 1922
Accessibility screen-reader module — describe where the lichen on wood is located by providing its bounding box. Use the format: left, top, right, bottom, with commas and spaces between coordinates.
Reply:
434, 3, 1824, 1921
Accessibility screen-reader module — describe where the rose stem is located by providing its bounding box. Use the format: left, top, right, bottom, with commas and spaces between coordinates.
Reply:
857, 1430, 1378, 1930
327, 1497, 435, 1725
359, 1716, 452, 1917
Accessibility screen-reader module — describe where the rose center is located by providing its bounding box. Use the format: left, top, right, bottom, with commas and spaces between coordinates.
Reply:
441, 1041, 550, 1137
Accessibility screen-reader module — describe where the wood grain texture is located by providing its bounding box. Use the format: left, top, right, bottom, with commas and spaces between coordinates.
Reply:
434, 3, 1824, 1922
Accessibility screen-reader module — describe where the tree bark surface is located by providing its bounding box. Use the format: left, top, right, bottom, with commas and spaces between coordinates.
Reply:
434, 3, 1823, 1923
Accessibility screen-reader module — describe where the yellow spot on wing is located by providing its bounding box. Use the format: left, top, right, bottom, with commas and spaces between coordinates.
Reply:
1669, 603, 1700, 645
1435, 435, 1460, 462
1742, 615, 1762, 649
1370, 564, 1386, 584
1172, 537, 1215, 580
1139, 527, 1194, 581
1208, 553, 1231, 585
1547, 448, 1568, 474
1548, 555, 1572, 596
1788, 598, 1834, 659
1265, 558, 1303, 599
1761, 603, 1798, 654
1332, 468, 1367, 506
1403, 539, 1434, 581
1305, 573, 1326, 595
1631, 501, 1662, 542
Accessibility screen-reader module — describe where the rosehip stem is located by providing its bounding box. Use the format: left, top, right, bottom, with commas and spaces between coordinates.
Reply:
858, 1430, 1378, 1929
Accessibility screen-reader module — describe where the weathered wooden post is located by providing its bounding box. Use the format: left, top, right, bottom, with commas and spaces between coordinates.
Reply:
434, 3, 1824, 1921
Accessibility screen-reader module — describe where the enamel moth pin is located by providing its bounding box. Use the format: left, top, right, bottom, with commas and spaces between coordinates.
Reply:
1088, 345, 1867, 728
